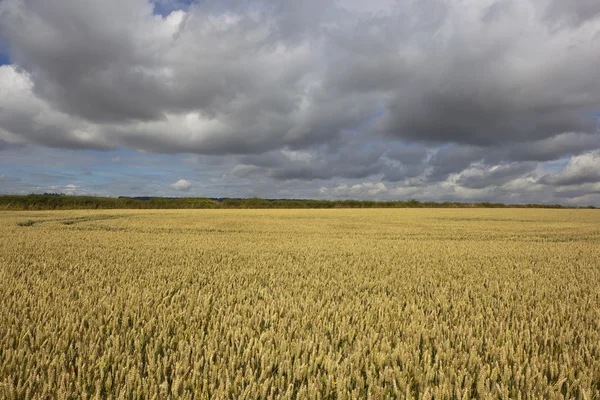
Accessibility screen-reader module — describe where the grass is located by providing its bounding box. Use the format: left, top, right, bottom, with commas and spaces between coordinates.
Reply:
16, 220, 37, 227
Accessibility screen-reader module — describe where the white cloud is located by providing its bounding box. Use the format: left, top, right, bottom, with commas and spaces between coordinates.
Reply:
500, 177, 541, 192
170, 179, 192, 191
541, 150, 600, 186
111, 156, 121, 163
43, 183, 95, 195
326, 182, 388, 198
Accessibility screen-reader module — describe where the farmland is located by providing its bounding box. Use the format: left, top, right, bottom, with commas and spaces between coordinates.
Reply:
1, 209, 600, 399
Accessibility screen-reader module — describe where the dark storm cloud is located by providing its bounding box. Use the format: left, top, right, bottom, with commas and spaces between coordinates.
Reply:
1, 0, 598, 154
0, 0, 370, 153
351, 0, 600, 146
543, 0, 600, 27
385, 146, 428, 166
1, 0, 167, 122
427, 146, 483, 181
422, 133, 600, 183
380, 146, 428, 182
499, 133, 600, 163
233, 138, 387, 181
268, 165, 332, 181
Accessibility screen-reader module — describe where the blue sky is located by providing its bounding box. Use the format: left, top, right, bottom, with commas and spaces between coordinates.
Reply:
0, 52, 9, 66
151, 0, 197, 16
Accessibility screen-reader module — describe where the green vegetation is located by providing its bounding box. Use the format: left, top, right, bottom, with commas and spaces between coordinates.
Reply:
0, 194, 590, 210
0, 194, 218, 210
15, 220, 36, 227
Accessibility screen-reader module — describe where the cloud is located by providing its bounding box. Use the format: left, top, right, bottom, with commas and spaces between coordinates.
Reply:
42, 183, 97, 195
540, 150, 600, 186
232, 140, 388, 182
0, 0, 600, 205
543, 0, 600, 28
455, 162, 537, 189
170, 178, 192, 191
0, 0, 360, 154
0, 0, 598, 154
498, 133, 600, 163
427, 145, 483, 181
0, 66, 111, 149
322, 182, 388, 198
367, 3, 600, 145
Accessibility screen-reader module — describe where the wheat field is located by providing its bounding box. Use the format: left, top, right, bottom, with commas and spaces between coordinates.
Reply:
1, 209, 599, 399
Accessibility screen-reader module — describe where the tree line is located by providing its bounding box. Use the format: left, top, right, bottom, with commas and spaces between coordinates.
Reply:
0, 194, 595, 210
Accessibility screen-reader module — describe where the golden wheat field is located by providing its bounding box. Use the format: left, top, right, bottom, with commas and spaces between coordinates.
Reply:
1, 209, 600, 399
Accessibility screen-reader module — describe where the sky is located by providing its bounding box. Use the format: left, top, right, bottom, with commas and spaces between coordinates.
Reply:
1, 0, 600, 205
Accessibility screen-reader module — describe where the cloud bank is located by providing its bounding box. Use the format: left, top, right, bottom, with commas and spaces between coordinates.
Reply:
1, 0, 600, 204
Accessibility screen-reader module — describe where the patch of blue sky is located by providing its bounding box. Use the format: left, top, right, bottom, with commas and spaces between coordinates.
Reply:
541, 156, 570, 173
386, 140, 426, 149
91, 147, 137, 157
0, 36, 10, 65
340, 105, 385, 138
80, 148, 190, 172
151, 0, 197, 16
429, 142, 457, 151
1, 149, 185, 191
2, 166, 77, 186
0, 52, 10, 66
360, 138, 391, 151
356, 105, 385, 131
594, 113, 600, 131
